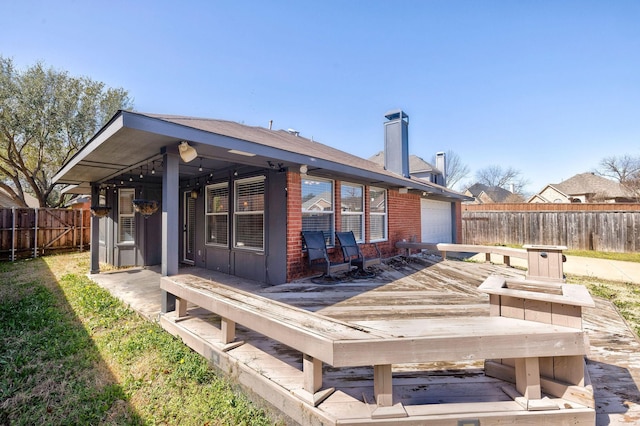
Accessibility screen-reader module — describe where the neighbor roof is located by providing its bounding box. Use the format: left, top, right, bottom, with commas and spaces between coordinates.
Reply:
552, 172, 629, 198
54, 111, 468, 201
368, 151, 442, 175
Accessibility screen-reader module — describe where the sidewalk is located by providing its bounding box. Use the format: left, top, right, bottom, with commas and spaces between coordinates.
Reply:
471, 253, 640, 284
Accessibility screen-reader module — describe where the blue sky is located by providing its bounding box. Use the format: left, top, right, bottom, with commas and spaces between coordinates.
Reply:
2, 0, 639, 193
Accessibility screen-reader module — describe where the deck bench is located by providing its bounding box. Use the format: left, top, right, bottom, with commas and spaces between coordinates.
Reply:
396, 242, 568, 281
396, 241, 527, 266
161, 273, 593, 418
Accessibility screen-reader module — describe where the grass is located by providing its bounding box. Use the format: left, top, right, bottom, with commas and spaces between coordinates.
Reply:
563, 249, 640, 263
492, 243, 640, 263
568, 273, 640, 337
0, 254, 277, 425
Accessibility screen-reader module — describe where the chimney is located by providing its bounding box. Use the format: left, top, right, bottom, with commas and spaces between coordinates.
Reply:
383, 109, 410, 178
435, 151, 446, 186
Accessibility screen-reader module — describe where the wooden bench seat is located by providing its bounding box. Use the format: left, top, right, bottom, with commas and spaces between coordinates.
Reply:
396, 241, 527, 266
161, 273, 593, 416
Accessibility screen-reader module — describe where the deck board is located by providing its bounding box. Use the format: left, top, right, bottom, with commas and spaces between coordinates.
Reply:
91, 253, 640, 424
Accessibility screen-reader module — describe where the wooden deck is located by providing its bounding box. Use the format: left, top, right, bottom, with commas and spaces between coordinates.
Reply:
88, 253, 640, 425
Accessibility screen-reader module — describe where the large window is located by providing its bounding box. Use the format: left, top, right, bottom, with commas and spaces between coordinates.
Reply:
301, 177, 334, 245
234, 176, 265, 250
369, 187, 387, 241
118, 188, 135, 243
341, 183, 364, 241
205, 183, 229, 246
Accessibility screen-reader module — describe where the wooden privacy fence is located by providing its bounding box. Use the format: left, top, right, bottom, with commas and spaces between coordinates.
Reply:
462, 203, 640, 253
0, 208, 91, 261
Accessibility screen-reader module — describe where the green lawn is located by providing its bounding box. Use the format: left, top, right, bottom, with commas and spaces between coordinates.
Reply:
0, 254, 278, 425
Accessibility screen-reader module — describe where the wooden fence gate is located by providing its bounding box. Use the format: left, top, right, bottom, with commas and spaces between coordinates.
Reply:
0, 208, 91, 261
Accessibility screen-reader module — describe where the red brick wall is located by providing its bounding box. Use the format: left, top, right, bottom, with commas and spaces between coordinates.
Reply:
285, 172, 424, 281
386, 189, 421, 255
286, 171, 304, 280
454, 201, 462, 243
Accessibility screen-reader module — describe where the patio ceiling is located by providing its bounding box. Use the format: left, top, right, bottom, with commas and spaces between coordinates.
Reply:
53, 111, 470, 201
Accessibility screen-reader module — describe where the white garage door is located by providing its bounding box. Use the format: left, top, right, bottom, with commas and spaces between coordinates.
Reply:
421, 199, 453, 243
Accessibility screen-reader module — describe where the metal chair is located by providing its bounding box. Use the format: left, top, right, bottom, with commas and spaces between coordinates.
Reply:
301, 231, 352, 279
335, 231, 381, 275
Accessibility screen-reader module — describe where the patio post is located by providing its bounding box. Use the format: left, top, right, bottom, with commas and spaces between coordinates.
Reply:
90, 183, 100, 274
161, 148, 180, 312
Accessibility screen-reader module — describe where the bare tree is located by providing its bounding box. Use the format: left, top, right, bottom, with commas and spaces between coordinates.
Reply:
597, 154, 640, 200
475, 165, 529, 195
431, 150, 470, 190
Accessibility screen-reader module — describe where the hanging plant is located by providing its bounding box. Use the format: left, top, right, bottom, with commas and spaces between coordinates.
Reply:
132, 199, 159, 218
90, 206, 111, 218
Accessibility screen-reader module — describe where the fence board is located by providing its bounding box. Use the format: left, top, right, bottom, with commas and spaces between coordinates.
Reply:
462, 204, 640, 253
0, 208, 91, 261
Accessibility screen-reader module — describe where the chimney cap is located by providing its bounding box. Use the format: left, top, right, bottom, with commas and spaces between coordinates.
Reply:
384, 109, 409, 121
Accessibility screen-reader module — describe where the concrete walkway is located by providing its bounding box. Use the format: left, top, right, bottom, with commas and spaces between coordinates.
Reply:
471, 253, 640, 284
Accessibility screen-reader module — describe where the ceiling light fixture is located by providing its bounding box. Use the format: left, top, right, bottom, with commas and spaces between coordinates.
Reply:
179, 141, 198, 163
228, 149, 256, 157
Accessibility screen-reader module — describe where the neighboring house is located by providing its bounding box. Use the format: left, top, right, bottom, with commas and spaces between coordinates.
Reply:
0, 188, 39, 208
65, 195, 91, 210
528, 172, 634, 203
464, 183, 524, 204
369, 152, 446, 186
53, 109, 468, 285
369, 150, 459, 243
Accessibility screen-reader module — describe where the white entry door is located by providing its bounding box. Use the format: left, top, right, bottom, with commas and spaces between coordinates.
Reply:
420, 199, 453, 243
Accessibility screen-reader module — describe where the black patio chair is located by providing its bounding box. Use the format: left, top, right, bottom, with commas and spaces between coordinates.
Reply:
335, 231, 381, 276
301, 231, 352, 280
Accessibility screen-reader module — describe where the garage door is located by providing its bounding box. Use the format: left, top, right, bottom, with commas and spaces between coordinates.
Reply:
420, 199, 453, 243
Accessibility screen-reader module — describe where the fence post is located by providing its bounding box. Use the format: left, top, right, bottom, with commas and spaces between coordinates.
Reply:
79, 209, 84, 252
11, 207, 15, 262
34, 208, 38, 259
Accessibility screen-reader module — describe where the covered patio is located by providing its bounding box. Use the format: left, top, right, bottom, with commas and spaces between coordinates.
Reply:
88, 254, 640, 425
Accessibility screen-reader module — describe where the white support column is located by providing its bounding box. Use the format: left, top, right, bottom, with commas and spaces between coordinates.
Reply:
161, 148, 180, 313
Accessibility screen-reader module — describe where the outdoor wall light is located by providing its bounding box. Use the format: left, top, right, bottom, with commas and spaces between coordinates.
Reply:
179, 141, 198, 163
300, 164, 308, 174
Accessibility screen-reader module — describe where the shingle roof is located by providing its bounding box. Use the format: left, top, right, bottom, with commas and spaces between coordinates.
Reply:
147, 113, 389, 178
368, 151, 441, 174
553, 173, 629, 197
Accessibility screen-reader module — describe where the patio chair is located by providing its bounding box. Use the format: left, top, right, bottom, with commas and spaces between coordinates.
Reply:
301, 231, 352, 280
335, 231, 381, 276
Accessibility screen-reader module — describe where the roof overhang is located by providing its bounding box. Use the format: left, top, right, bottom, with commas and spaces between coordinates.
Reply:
53, 110, 470, 202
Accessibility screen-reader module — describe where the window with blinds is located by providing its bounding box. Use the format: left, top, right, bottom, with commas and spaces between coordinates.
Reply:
234, 176, 265, 250
369, 186, 387, 241
118, 188, 135, 243
301, 177, 334, 246
205, 183, 229, 246
340, 183, 364, 241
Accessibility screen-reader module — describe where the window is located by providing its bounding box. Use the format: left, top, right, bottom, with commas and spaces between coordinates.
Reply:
205, 183, 229, 246
234, 176, 265, 250
301, 177, 334, 245
369, 187, 387, 241
118, 188, 135, 243
341, 183, 364, 241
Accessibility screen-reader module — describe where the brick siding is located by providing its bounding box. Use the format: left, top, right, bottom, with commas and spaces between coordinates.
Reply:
286, 171, 425, 281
